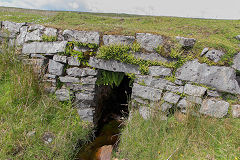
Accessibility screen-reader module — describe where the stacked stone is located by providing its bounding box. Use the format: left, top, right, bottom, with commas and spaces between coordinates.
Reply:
1, 20, 239, 121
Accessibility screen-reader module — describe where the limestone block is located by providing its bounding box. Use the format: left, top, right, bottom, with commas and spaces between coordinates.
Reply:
48, 60, 65, 76
232, 105, 240, 118
81, 76, 97, 85
53, 55, 67, 63
161, 102, 173, 112
204, 49, 225, 62
200, 98, 229, 118
66, 67, 82, 77
63, 29, 100, 44
175, 59, 240, 94
44, 27, 57, 37
136, 33, 163, 52
16, 26, 28, 45
59, 76, 80, 83
25, 29, 42, 42
232, 52, 240, 71
176, 36, 196, 48
2, 21, 26, 34
67, 56, 80, 66
166, 85, 184, 93
149, 66, 172, 76
77, 108, 94, 122
103, 35, 135, 45
55, 89, 71, 101
200, 47, 209, 57
163, 92, 181, 104
28, 24, 45, 31
184, 84, 207, 97
132, 83, 162, 101
22, 41, 67, 54
89, 57, 140, 74
81, 68, 98, 77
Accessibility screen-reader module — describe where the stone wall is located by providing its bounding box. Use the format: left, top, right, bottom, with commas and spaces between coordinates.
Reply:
0, 21, 239, 124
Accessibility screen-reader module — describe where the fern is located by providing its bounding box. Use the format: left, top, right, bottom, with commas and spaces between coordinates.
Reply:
96, 70, 124, 87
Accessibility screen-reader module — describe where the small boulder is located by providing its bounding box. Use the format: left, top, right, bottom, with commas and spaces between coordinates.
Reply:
200, 98, 229, 118
235, 35, 240, 40
176, 36, 196, 48
200, 48, 209, 57
204, 49, 225, 62
53, 55, 67, 63
136, 33, 163, 52
232, 105, 240, 118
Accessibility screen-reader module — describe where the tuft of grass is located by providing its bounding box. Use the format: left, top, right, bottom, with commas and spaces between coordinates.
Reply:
0, 43, 93, 159
115, 107, 240, 160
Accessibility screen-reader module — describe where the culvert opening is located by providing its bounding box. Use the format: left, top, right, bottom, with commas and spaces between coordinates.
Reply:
77, 73, 132, 160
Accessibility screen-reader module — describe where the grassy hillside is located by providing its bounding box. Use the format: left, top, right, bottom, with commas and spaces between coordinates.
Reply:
0, 43, 93, 159
0, 6, 240, 55
114, 108, 240, 160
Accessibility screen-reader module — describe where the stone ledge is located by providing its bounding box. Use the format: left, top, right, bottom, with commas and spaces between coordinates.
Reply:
89, 57, 140, 74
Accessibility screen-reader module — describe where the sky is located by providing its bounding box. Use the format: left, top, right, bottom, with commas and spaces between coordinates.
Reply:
0, 0, 240, 19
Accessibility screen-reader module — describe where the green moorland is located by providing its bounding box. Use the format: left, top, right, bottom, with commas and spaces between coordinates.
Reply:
0, 43, 93, 159
0, 6, 240, 160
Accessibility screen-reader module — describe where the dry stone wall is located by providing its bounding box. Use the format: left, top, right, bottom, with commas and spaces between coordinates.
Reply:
0, 21, 240, 124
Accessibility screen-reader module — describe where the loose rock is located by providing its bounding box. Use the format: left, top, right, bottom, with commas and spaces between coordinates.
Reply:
184, 84, 207, 97
55, 89, 71, 101
232, 105, 240, 118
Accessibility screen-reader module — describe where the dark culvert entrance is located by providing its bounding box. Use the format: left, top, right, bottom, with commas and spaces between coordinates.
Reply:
77, 73, 132, 160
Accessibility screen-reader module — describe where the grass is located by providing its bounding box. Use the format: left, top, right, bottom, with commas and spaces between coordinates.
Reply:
0, 43, 93, 159
115, 107, 240, 160
1, 6, 239, 66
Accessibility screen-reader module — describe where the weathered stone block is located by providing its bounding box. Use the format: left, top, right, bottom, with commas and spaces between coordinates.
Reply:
103, 35, 135, 45
176, 36, 196, 48
22, 41, 67, 54
63, 29, 100, 44
81, 76, 97, 85
200, 98, 229, 118
2, 21, 26, 34
89, 57, 140, 74
81, 68, 98, 77
232, 105, 240, 118
65, 83, 95, 92
232, 52, 240, 71
25, 29, 42, 42
163, 92, 180, 104
44, 27, 57, 37
132, 83, 162, 101
204, 49, 225, 62
55, 89, 71, 101
166, 85, 184, 93
53, 55, 67, 63
28, 24, 45, 31
77, 108, 94, 122
207, 90, 221, 97
67, 56, 80, 66
16, 26, 28, 45
48, 60, 65, 76
161, 102, 173, 112
136, 33, 163, 52
176, 59, 240, 94
149, 66, 172, 76
66, 67, 82, 77
184, 84, 207, 97
186, 96, 203, 105
59, 76, 80, 83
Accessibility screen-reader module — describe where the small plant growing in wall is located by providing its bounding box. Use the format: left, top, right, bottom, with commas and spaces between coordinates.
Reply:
65, 41, 99, 66
42, 34, 58, 42
96, 70, 125, 87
